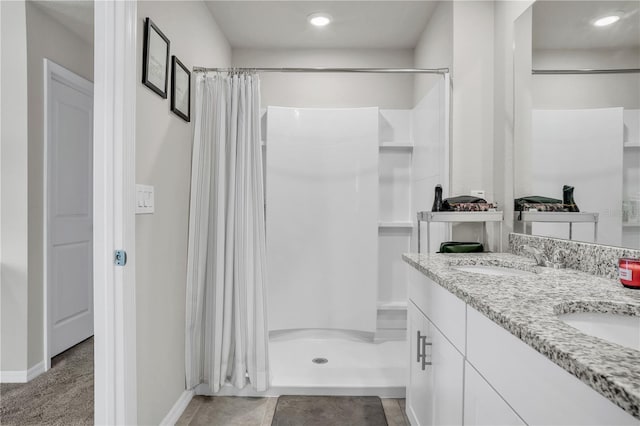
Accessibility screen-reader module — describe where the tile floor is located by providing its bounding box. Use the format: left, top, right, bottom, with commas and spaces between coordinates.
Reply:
177, 395, 409, 426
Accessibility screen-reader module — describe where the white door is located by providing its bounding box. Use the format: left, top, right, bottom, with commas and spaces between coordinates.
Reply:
407, 301, 464, 426
407, 302, 432, 425
46, 60, 94, 358
430, 315, 464, 426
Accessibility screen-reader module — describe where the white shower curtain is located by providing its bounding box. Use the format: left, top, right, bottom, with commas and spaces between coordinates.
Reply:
185, 72, 269, 393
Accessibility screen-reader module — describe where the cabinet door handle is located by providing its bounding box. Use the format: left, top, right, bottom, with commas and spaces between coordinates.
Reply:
421, 335, 432, 370
417, 330, 433, 370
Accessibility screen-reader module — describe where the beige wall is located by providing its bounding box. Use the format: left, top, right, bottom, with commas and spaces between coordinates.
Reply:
1, 0, 29, 372
413, 1, 501, 247
532, 47, 640, 109
451, 1, 495, 200
24, 0, 94, 369
513, 6, 534, 198
0, 0, 93, 374
413, 0, 535, 250
493, 0, 535, 248
134, 1, 230, 424
415, 1, 496, 245
413, 1, 453, 106
232, 48, 414, 109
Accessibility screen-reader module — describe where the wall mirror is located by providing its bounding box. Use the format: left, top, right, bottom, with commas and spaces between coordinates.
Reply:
513, 0, 640, 249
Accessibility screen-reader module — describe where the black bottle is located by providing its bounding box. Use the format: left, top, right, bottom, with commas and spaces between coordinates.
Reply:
432, 184, 443, 212
563, 185, 579, 212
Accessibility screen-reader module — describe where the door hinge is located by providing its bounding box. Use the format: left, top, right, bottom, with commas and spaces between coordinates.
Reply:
114, 250, 127, 266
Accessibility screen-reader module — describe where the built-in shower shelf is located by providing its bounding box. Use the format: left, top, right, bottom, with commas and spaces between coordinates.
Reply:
379, 142, 413, 149
624, 141, 640, 148
377, 301, 408, 310
378, 221, 414, 229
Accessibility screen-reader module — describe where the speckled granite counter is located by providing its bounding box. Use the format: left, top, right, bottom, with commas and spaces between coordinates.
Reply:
402, 252, 640, 420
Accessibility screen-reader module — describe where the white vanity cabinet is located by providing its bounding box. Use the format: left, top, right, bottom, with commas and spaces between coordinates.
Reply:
466, 306, 639, 426
407, 302, 432, 425
407, 268, 465, 426
407, 302, 464, 426
406, 266, 640, 426
463, 361, 525, 426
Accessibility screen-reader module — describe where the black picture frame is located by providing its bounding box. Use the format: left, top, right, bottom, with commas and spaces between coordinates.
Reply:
171, 56, 191, 122
142, 17, 170, 98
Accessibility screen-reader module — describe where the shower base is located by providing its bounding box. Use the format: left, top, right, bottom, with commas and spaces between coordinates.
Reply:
210, 329, 406, 398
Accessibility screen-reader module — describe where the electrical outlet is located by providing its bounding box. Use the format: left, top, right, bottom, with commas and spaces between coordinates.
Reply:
470, 190, 486, 199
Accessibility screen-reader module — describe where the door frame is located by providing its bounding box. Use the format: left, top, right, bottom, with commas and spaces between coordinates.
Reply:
93, 2, 137, 424
43, 59, 94, 371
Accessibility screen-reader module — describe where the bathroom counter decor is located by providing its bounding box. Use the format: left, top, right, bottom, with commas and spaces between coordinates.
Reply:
416, 211, 503, 253
403, 251, 640, 420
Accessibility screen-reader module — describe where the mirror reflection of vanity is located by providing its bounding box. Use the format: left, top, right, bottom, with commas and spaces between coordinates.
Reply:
514, 0, 640, 249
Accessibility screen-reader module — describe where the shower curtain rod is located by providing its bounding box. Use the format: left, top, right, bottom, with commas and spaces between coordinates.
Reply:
192, 66, 450, 74
533, 68, 640, 75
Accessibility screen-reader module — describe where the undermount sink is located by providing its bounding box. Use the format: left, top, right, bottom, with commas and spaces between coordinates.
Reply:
558, 311, 640, 351
451, 265, 536, 277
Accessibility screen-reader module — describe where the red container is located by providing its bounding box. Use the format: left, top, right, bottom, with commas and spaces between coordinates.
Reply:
619, 258, 640, 289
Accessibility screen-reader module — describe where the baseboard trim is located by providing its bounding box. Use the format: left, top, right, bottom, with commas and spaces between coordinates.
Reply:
27, 361, 45, 381
160, 389, 194, 426
0, 370, 27, 383
0, 361, 45, 383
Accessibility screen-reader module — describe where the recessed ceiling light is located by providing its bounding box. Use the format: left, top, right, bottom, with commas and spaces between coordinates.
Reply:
308, 13, 332, 27
593, 14, 621, 27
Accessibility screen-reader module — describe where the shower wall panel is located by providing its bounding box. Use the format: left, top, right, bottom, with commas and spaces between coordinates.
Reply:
531, 108, 623, 246
266, 107, 379, 333
378, 140, 412, 223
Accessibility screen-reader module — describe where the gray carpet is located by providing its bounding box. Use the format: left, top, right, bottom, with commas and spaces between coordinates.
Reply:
0, 337, 94, 425
271, 396, 388, 426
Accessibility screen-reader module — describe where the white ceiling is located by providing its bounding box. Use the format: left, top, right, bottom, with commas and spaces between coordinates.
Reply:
26, 1, 640, 52
533, 1, 640, 50
204, 1, 438, 49
30, 0, 436, 50
30, 0, 94, 45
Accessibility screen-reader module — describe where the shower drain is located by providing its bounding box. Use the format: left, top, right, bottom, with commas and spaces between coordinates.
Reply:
312, 357, 328, 364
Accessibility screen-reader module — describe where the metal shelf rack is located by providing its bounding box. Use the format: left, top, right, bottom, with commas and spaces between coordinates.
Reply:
417, 211, 504, 254
514, 211, 599, 241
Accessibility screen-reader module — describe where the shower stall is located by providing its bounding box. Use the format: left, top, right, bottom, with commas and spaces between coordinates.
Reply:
189, 68, 450, 398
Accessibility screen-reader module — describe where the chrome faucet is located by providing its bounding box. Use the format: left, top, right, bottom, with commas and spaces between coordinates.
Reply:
523, 245, 566, 269
551, 248, 568, 269
523, 245, 548, 266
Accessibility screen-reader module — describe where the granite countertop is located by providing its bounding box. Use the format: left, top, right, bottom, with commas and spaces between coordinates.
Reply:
402, 252, 640, 420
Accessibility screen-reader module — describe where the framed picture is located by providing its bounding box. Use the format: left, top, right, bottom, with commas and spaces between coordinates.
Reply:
171, 56, 191, 122
142, 17, 170, 98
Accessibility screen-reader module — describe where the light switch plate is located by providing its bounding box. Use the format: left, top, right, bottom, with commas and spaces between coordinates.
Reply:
136, 184, 154, 214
